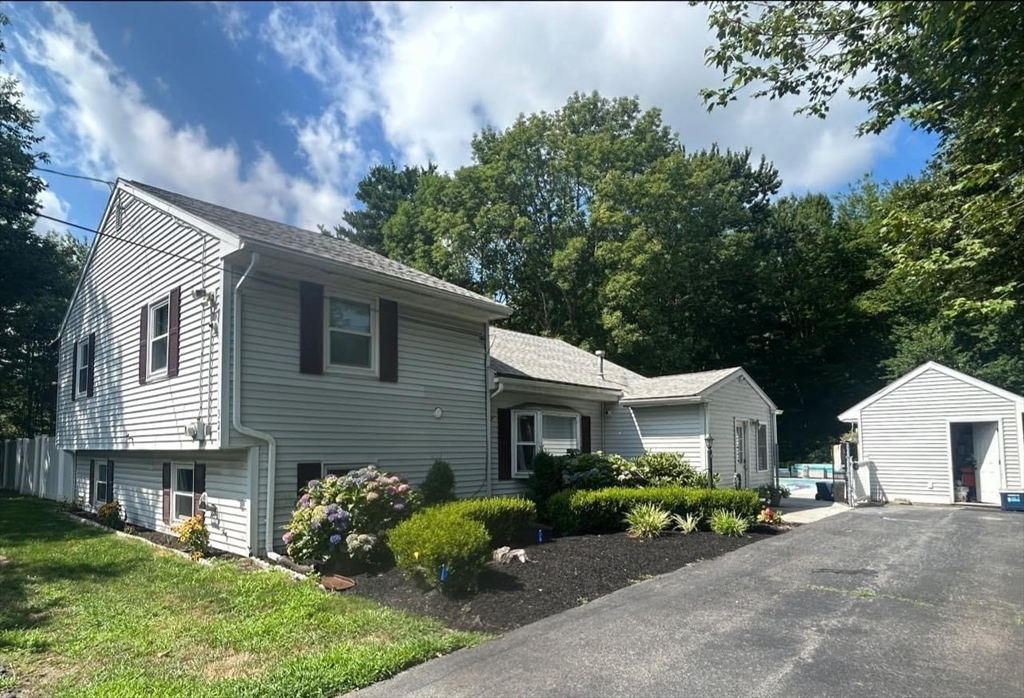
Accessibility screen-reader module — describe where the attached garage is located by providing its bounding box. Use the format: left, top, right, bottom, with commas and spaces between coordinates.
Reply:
838, 362, 1024, 505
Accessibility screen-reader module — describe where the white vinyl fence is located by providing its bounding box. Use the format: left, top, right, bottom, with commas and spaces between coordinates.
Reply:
1, 436, 74, 501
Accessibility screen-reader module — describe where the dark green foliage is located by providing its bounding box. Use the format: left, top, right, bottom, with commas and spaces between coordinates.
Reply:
388, 507, 491, 595
96, 500, 123, 530
0, 15, 88, 438
420, 460, 456, 506
629, 452, 709, 488
526, 452, 619, 512
438, 497, 537, 548
547, 487, 761, 536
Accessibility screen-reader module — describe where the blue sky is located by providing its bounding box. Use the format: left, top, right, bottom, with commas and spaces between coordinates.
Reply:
5, 2, 937, 242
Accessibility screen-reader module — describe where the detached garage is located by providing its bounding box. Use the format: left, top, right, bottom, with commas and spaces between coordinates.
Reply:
839, 362, 1024, 506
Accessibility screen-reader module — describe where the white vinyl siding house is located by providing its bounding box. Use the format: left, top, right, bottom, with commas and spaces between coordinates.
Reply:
605, 403, 706, 470
839, 363, 1024, 505
57, 179, 509, 556
706, 375, 777, 490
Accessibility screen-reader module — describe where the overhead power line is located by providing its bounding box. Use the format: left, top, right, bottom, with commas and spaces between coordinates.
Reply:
34, 166, 116, 189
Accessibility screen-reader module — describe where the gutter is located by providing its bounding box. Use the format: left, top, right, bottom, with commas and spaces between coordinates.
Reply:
620, 395, 705, 408
488, 374, 505, 496
231, 252, 280, 559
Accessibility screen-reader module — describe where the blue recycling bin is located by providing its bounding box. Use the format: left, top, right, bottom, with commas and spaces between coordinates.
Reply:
1000, 492, 1024, 512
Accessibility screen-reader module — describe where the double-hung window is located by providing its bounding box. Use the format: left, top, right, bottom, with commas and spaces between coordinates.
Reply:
735, 421, 747, 469
77, 341, 91, 395
512, 410, 580, 476
149, 297, 170, 377
327, 296, 375, 371
172, 463, 194, 519
756, 422, 768, 471
94, 461, 107, 506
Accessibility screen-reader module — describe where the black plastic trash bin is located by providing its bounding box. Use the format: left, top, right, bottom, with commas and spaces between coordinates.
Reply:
814, 481, 834, 502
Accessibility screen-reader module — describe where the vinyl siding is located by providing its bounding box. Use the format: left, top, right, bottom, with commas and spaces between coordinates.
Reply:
57, 191, 223, 451
73, 450, 249, 555
489, 390, 605, 496
605, 403, 707, 470
227, 271, 490, 553
859, 368, 1022, 504
708, 377, 776, 490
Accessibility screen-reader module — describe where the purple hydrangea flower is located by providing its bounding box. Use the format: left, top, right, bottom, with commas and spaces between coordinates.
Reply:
393, 502, 405, 511
299, 493, 310, 508
329, 534, 342, 546
326, 503, 340, 515
307, 479, 321, 490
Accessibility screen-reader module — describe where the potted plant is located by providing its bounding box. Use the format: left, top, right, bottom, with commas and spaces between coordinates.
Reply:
756, 483, 791, 508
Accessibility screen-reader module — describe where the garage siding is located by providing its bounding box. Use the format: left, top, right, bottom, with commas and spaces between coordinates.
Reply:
74, 451, 250, 555
859, 368, 1021, 504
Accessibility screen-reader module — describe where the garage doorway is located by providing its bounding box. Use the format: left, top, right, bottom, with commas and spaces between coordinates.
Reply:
949, 421, 1001, 504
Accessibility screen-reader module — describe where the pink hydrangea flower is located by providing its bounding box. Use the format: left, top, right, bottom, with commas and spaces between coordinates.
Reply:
282, 531, 293, 544
397, 484, 410, 493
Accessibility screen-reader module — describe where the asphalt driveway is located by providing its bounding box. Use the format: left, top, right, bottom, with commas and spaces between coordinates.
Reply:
353, 506, 1024, 698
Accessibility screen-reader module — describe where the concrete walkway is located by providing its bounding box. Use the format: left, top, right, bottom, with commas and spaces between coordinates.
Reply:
780, 496, 851, 524
352, 506, 1024, 698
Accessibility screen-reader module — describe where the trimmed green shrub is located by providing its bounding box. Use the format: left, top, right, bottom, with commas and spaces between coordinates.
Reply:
526, 452, 618, 510
710, 509, 750, 537
420, 460, 456, 506
388, 507, 490, 595
628, 452, 711, 488
547, 486, 761, 535
624, 503, 671, 539
440, 496, 536, 547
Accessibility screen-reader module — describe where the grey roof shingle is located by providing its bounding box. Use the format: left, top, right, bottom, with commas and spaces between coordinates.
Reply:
489, 327, 740, 399
127, 180, 508, 315
623, 368, 742, 400
489, 328, 642, 392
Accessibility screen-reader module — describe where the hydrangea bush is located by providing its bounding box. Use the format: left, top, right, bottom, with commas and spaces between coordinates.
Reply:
283, 465, 417, 563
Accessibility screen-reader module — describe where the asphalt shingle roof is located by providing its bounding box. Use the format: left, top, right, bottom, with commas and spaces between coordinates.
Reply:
624, 368, 742, 400
489, 327, 740, 399
489, 328, 642, 392
127, 180, 507, 315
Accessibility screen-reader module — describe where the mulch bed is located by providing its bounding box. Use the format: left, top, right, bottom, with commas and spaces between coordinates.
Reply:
350, 529, 784, 632
68, 511, 237, 559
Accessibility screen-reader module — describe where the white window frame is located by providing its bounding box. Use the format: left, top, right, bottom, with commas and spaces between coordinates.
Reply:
735, 420, 748, 468
756, 422, 769, 472
148, 294, 171, 380
324, 293, 378, 376
77, 340, 91, 396
511, 409, 581, 477
94, 460, 107, 506
171, 462, 195, 520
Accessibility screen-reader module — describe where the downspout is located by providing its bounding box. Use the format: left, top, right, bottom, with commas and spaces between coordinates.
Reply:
483, 325, 493, 497
773, 409, 783, 489
232, 252, 279, 559
488, 373, 505, 495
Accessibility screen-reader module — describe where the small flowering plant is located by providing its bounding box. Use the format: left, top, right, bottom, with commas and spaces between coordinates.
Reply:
172, 514, 211, 560
757, 508, 783, 525
283, 465, 417, 563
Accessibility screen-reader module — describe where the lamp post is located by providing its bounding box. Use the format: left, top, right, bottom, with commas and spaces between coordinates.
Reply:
705, 435, 715, 489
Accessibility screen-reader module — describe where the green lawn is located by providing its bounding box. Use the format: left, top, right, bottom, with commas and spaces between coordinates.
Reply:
0, 494, 484, 697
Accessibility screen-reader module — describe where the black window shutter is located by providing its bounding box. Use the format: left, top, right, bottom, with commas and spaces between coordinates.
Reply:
193, 462, 206, 517
297, 462, 322, 497
298, 282, 324, 374
497, 408, 512, 480
167, 286, 181, 378
580, 415, 592, 453
106, 459, 114, 503
379, 299, 398, 382
139, 305, 149, 385
87, 333, 96, 397
71, 340, 79, 401
88, 459, 96, 507
162, 462, 171, 524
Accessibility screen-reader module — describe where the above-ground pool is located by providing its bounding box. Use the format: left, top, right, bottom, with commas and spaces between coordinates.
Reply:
780, 463, 833, 479
779, 477, 828, 498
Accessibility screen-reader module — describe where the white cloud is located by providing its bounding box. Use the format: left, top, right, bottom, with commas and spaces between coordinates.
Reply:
264, 2, 894, 192
35, 187, 72, 235
13, 3, 352, 232
207, 1, 250, 43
